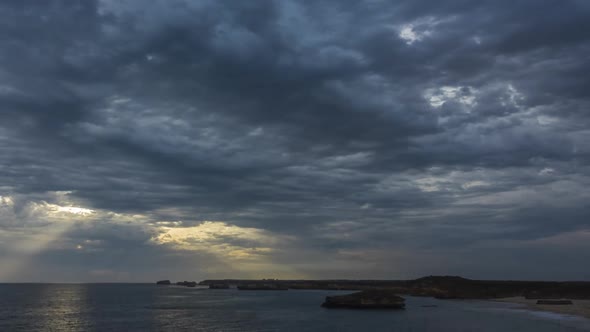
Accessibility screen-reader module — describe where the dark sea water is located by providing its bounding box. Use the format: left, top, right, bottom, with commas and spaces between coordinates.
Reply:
1, 284, 589, 331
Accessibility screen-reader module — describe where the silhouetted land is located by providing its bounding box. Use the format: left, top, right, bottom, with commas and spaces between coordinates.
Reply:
198, 276, 590, 299
321, 290, 405, 309
237, 284, 288, 290
156, 280, 198, 287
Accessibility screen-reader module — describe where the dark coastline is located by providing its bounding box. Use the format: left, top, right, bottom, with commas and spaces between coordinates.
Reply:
197, 276, 590, 300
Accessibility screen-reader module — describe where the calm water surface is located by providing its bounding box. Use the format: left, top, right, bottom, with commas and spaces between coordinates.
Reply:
0, 284, 589, 331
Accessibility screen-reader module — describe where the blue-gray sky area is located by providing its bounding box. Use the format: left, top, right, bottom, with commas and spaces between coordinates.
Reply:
1, 0, 589, 282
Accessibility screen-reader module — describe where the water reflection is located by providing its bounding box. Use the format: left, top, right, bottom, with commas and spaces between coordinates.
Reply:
37, 284, 90, 332
1, 284, 589, 331
0, 284, 91, 332
151, 287, 211, 331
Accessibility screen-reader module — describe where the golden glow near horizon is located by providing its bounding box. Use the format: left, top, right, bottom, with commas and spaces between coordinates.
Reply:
152, 221, 303, 278
153, 221, 282, 259
0, 192, 110, 280
1, 191, 306, 279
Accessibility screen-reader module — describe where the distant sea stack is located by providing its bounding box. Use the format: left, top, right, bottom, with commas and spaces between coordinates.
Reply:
156, 280, 171, 285
322, 290, 405, 309
177, 281, 198, 287
536, 300, 573, 305
209, 284, 230, 289
237, 284, 288, 290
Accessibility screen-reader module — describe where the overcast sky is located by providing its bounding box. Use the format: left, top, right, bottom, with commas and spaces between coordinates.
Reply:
1, 0, 589, 282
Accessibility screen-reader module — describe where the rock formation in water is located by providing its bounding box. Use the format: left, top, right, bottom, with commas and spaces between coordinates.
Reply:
156, 280, 171, 285
536, 300, 573, 305
237, 283, 288, 290
321, 290, 405, 309
209, 283, 230, 289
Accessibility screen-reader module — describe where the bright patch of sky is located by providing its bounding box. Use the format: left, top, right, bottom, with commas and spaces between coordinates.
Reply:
398, 16, 454, 45
425, 86, 478, 108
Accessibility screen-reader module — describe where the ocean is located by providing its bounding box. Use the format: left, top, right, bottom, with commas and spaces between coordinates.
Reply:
0, 284, 589, 331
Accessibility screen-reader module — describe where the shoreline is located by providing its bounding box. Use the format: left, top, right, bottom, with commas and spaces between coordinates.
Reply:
493, 297, 590, 320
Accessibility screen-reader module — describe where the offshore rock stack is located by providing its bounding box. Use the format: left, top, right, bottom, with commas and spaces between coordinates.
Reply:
209, 283, 230, 289
322, 290, 405, 309
155, 280, 197, 287
237, 284, 288, 290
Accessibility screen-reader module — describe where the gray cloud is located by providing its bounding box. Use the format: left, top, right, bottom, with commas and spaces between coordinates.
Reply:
0, 0, 589, 281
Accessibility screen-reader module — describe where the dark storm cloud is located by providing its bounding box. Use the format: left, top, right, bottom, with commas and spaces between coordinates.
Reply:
1, 0, 589, 280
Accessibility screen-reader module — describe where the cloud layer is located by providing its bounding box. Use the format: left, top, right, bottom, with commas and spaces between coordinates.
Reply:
1, 0, 589, 281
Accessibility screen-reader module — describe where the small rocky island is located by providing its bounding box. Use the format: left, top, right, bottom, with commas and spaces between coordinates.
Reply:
209, 283, 230, 289
155, 280, 197, 287
322, 290, 405, 309
238, 284, 288, 290
536, 300, 573, 305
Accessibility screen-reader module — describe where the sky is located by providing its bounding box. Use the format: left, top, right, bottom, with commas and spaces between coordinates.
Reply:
0, 0, 589, 282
